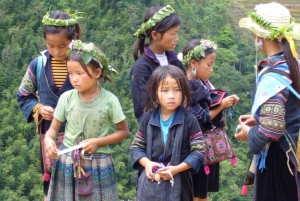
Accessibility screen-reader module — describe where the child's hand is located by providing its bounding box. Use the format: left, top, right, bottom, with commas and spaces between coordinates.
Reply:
81, 138, 100, 154
44, 136, 58, 158
39, 106, 54, 121
238, 114, 256, 126
158, 166, 178, 180
221, 94, 239, 109
234, 123, 250, 142
144, 161, 162, 180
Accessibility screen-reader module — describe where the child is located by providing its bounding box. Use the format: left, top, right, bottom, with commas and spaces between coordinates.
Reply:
130, 65, 206, 201
44, 40, 129, 201
235, 2, 300, 200
182, 39, 239, 201
130, 5, 186, 121
16, 10, 82, 199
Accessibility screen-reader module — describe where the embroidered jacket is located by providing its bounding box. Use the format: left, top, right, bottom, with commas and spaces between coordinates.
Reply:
131, 106, 205, 171
130, 45, 186, 120
130, 106, 205, 201
16, 50, 73, 134
187, 79, 212, 132
248, 54, 300, 193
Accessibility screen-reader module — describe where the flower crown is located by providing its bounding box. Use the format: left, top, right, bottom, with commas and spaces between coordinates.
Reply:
67, 40, 118, 82
182, 39, 217, 66
42, 10, 82, 26
248, 11, 294, 40
134, 5, 175, 38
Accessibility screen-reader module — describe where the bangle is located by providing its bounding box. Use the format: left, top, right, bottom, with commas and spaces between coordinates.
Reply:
235, 124, 242, 133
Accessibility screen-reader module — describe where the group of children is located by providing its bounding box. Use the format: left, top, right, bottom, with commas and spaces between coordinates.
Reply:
17, 2, 300, 201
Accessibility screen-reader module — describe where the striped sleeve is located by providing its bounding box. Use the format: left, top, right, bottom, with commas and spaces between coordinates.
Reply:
130, 130, 146, 150
18, 66, 37, 96
258, 91, 287, 140
182, 114, 206, 173
189, 131, 206, 157
130, 129, 147, 170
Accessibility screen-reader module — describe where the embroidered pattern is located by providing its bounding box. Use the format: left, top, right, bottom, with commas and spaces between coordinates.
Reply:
131, 130, 146, 149
260, 103, 285, 116
18, 67, 36, 96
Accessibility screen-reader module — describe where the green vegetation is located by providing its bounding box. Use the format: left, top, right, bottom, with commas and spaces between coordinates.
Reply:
1, 0, 298, 200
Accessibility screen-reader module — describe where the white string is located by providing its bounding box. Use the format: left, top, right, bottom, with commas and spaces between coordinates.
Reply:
255, 50, 258, 79
166, 170, 174, 187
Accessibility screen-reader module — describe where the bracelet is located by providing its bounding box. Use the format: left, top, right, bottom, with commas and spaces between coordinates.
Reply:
235, 124, 242, 133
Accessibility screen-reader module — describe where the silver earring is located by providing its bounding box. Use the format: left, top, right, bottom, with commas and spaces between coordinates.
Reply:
192, 67, 197, 77
255, 37, 263, 50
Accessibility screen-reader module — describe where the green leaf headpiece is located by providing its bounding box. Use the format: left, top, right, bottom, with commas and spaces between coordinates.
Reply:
247, 11, 294, 41
67, 40, 118, 82
42, 10, 82, 26
134, 5, 175, 38
239, 2, 300, 58
182, 39, 217, 66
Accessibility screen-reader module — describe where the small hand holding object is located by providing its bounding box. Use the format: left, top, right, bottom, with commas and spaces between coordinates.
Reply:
44, 136, 58, 158
39, 106, 54, 121
234, 123, 250, 142
81, 138, 99, 154
222, 94, 239, 109
156, 165, 175, 187
238, 114, 256, 127
145, 161, 162, 180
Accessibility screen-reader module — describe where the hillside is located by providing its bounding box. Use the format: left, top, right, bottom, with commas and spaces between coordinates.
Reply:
237, 0, 300, 21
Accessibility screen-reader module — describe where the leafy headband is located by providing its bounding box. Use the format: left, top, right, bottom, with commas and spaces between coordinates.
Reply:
67, 40, 118, 82
182, 39, 217, 66
134, 5, 175, 38
248, 11, 294, 40
42, 10, 82, 26
248, 11, 297, 58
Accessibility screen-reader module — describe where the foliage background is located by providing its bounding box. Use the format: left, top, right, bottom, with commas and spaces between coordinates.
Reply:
0, 0, 299, 200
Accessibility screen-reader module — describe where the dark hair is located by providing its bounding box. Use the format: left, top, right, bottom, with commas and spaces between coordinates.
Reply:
282, 38, 300, 106
43, 11, 82, 40
182, 39, 216, 68
132, 6, 182, 61
67, 50, 113, 83
144, 65, 191, 111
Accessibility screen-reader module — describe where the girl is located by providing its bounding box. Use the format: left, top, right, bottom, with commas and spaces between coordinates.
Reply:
130, 65, 206, 201
44, 40, 129, 201
235, 2, 300, 200
16, 10, 82, 199
182, 39, 239, 201
130, 5, 186, 121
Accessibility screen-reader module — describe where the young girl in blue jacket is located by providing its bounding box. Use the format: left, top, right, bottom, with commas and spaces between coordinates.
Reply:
131, 65, 206, 201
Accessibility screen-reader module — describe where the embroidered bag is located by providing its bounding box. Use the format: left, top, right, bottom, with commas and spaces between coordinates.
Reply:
77, 172, 93, 195
203, 89, 237, 174
36, 55, 65, 180
203, 128, 237, 172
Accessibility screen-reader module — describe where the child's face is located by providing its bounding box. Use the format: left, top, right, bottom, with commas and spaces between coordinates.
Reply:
194, 53, 216, 81
154, 25, 179, 54
157, 75, 182, 115
45, 33, 71, 61
67, 60, 101, 93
